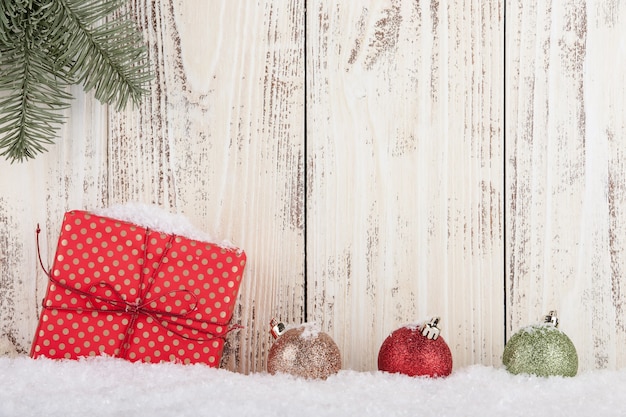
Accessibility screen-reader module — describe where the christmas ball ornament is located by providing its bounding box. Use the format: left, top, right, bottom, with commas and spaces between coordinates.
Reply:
378, 317, 453, 377
503, 311, 578, 377
267, 319, 341, 379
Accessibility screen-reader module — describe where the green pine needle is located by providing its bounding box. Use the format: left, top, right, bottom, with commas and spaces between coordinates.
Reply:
0, 0, 152, 163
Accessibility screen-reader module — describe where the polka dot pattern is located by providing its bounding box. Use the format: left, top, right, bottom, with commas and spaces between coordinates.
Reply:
30, 210, 246, 366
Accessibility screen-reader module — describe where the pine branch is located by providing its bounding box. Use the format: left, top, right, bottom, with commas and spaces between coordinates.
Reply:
58, 0, 151, 110
0, 1, 73, 163
0, 0, 152, 162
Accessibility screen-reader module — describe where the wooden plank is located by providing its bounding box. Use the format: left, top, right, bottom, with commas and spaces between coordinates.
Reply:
108, 0, 305, 373
307, 0, 504, 371
0, 87, 108, 356
0, 161, 41, 356
506, 0, 626, 371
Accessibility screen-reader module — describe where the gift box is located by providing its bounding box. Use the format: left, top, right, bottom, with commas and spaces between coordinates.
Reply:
30, 209, 246, 366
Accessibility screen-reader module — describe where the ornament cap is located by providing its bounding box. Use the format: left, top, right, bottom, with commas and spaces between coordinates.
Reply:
544, 310, 559, 327
270, 318, 286, 339
420, 316, 441, 340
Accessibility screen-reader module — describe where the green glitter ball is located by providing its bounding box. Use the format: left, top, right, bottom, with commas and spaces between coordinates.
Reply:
502, 324, 578, 377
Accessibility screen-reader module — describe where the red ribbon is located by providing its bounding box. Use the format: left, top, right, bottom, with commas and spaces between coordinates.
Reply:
37, 223, 239, 359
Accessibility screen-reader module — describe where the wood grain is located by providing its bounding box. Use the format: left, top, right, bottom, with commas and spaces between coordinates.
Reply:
506, 0, 626, 371
0, 87, 108, 356
6, 0, 626, 375
108, 0, 306, 373
306, 0, 504, 371
0, 0, 305, 374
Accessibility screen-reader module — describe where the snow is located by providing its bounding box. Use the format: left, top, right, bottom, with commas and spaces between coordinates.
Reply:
520, 323, 562, 333
93, 203, 237, 249
1, 356, 625, 417
297, 322, 321, 339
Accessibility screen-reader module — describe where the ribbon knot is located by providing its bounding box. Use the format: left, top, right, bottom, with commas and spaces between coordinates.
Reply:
125, 299, 141, 314
85, 281, 198, 324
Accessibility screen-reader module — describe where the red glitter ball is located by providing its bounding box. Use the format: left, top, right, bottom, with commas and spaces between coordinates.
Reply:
378, 325, 453, 377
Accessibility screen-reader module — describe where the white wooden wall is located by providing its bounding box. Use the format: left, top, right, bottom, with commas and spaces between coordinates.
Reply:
506, 0, 626, 371
306, 0, 503, 371
0, 0, 623, 374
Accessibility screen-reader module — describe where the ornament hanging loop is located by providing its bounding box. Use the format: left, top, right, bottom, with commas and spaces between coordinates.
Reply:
544, 310, 559, 327
420, 316, 441, 340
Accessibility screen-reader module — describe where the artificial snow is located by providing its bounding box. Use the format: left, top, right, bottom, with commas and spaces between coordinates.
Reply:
93, 203, 237, 249
298, 322, 321, 339
1, 356, 625, 417
519, 323, 563, 334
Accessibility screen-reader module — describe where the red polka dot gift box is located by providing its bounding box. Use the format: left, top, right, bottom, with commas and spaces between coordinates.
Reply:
30, 209, 246, 366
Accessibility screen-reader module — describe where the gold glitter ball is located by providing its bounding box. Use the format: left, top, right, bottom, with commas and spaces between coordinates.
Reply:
267, 324, 341, 379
